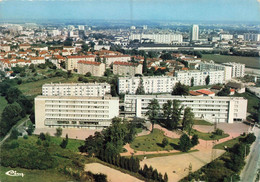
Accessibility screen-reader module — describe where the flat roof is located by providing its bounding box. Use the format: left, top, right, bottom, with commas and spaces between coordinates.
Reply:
36, 95, 119, 100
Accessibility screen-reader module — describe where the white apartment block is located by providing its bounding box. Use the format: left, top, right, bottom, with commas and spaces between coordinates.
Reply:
77, 61, 105, 77
190, 25, 199, 41
174, 70, 225, 86
129, 33, 183, 44
244, 33, 260, 42
118, 76, 177, 94
113, 61, 142, 76
35, 95, 119, 129
222, 62, 245, 78
0, 44, 11, 52
199, 61, 232, 81
220, 34, 233, 40
66, 55, 96, 70
42, 83, 111, 97
124, 94, 247, 123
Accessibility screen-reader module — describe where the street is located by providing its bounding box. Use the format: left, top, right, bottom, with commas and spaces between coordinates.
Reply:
240, 127, 260, 182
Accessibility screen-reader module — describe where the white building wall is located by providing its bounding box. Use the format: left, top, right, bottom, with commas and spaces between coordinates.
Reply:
124, 95, 247, 123
35, 96, 119, 129
42, 83, 111, 97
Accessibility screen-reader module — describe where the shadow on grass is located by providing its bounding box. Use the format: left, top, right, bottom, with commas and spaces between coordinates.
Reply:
170, 143, 180, 150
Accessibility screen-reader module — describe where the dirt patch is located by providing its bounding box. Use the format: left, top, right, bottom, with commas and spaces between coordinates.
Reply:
85, 163, 143, 182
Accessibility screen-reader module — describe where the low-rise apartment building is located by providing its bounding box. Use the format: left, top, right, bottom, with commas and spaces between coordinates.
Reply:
100, 55, 131, 67
77, 61, 105, 76
124, 94, 247, 123
118, 76, 177, 94
42, 83, 111, 97
35, 95, 119, 129
113, 61, 142, 76
66, 55, 96, 70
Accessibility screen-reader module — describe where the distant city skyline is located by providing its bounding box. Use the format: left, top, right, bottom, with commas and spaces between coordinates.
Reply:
0, 0, 260, 23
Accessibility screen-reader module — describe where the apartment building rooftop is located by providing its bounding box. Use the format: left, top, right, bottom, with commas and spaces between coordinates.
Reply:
36, 95, 118, 100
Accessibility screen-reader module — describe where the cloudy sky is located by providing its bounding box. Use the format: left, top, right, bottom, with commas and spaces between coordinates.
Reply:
0, 0, 260, 22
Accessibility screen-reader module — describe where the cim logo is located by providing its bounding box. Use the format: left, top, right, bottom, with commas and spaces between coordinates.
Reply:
5, 170, 24, 177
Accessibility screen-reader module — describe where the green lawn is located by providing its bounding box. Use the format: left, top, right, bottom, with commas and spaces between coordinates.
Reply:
191, 129, 229, 141
0, 96, 8, 119
194, 119, 213, 126
213, 136, 244, 150
130, 129, 179, 151
202, 54, 260, 69
49, 136, 84, 152
190, 85, 213, 91
0, 166, 74, 182
126, 149, 199, 160
232, 92, 260, 114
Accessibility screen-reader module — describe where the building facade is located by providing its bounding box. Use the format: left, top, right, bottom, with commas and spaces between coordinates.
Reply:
222, 62, 245, 78
124, 94, 247, 123
42, 83, 111, 97
113, 61, 142, 76
190, 25, 199, 41
199, 61, 232, 81
174, 70, 225, 86
35, 95, 119, 129
66, 55, 96, 71
118, 76, 177, 94
129, 33, 183, 44
77, 61, 105, 76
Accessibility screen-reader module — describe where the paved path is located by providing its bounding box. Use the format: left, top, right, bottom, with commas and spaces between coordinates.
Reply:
240, 127, 260, 182
85, 163, 143, 182
0, 116, 29, 146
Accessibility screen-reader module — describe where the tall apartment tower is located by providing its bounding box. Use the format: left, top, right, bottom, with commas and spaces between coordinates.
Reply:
190, 24, 199, 41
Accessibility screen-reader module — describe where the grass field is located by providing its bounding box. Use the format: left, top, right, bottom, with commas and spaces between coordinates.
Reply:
0, 166, 74, 182
16, 76, 79, 97
213, 136, 244, 150
49, 135, 84, 152
0, 96, 8, 119
202, 54, 260, 69
191, 129, 229, 141
194, 120, 213, 126
130, 129, 179, 151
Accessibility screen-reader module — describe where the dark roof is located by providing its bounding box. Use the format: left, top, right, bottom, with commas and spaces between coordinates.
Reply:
226, 82, 244, 89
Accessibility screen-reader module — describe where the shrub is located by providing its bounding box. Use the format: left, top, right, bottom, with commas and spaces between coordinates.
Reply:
162, 138, 169, 147
23, 135, 28, 139
213, 128, 224, 136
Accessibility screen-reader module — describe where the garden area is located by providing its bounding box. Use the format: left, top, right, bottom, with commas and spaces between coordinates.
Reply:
191, 128, 229, 141
193, 119, 213, 126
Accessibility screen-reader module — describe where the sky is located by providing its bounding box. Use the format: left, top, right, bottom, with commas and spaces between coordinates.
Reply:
0, 0, 260, 23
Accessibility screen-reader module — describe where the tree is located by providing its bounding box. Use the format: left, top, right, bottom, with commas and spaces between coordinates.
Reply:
205, 75, 210, 85
60, 135, 68, 149
104, 69, 112, 77
162, 100, 173, 128
39, 132, 46, 140
164, 173, 168, 182
182, 107, 194, 135
172, 82, 189, 96
162, 138, 169, 147
10, 129, 19, 139
243, 133, 256, 144
5, 87, 22, 104
171, 100, 183, 129
191, 77, 194, 87
79, 132, 103, 157
55, 127, 62, 137
179, 134, 192, 152
143, 56, 148, 74
217, 85, 230, 96
191, 134, 199, 146
135, 78, 145, 95
27, 123, 34, 136
85, 72, 92, 77
145, 99, 160, 132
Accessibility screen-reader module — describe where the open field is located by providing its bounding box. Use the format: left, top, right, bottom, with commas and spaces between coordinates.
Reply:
0, 166, 74, 182
130, 129, 179, 151
202, 54, 260, 69
85, 163, 143, 182
16, 76, 78, 97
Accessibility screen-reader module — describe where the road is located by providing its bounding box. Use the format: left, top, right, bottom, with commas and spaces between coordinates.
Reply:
240, 127, 260, 182
0, 116, 28, 146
